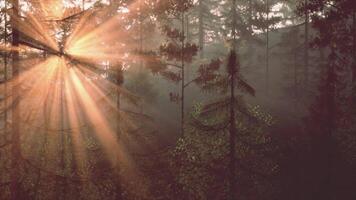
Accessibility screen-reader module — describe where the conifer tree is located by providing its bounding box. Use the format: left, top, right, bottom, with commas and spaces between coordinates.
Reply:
298, 1, 356, 199
188, 0, 220, 58
152, 0, 197, 136
171, 0, 275, 199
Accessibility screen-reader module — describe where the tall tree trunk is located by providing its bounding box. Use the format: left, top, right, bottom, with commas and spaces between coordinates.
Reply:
229, 51, 237, 200
229, 1, 237, 199
247, 0, 253, 68
198, 0, 204, 58
115, 63, 124, 200
116, 64, 123, 136
304, 0, 309, 87
10, 0, 21, 199
323, 61, 334, 200
292, 22, 300, 113
106, 2, 123, 199
186, 14, 190, 43
186, 14, 191, 82
294, 50, 298, 112
137, 0, 144, 114
249, 0, 252, 32
56, 67, 67, 200
265, 0, 270, 95
4, 0, 8, 143
181, 12, 185, 137
139, 0, 143, 70
313, 47, 335, 200
33, 92, 50, 199
352, 11, 356, 101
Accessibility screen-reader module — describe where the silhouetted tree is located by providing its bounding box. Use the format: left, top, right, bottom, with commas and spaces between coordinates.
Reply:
10, 0, 22, 199
152, 0, 197, 136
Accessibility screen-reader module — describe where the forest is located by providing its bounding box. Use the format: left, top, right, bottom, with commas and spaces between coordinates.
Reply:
0, 0, 355, 199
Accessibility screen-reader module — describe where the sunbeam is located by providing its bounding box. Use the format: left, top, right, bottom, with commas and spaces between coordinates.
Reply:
0, 0, 160, 199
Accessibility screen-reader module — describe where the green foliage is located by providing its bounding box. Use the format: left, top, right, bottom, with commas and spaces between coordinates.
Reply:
171, 102, 276, 199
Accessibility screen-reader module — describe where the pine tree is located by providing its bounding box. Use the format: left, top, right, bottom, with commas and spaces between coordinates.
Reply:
152, 0, 197, 137
298, 1, 356, 199
172, 1, 275, 199
187, 0, 220, 58
215, 0, 281, 96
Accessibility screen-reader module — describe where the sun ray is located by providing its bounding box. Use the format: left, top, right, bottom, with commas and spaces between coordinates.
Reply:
0, 1, 158, 195
64, 69, 88, 177
68, 66, 125, 166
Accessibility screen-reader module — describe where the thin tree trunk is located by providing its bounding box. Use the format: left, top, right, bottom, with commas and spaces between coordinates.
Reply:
186, 14, 191, 82
313, 46, 335, 200
186, 14, 190, 43
266, 0, 270, 95
181, 12, 185, 137
10, 0, 21, 199
33, 91, 50, 199
247, 0, 253, 67
139, 0, 143, 70
58, 67, 67, 200
352, 11, 356, 100
324, 58, 335, 200
138, 0, 144, 114
198, 0, 204, 58
229, 1, 237, 199
304, 0, 309, 87
294, 51, 298, 112
0, 1, 9, 189
116, 65, 123, 136
115, 63, 124, 200
106, 1, 123, 199
249, 0, 252, 32
229, 52, 237, 200
4, 0, 8, 143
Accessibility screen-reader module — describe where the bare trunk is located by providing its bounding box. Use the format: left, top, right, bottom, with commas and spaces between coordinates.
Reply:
115, 63, 124, 200
247, 0, 253, 61
266, 0, 270, 95
229, 1, 237, 199
10, 0, 21, 199
352, 11, 356, 99
198, 0, 204, 58
311, 47, 336, 200
186, 14, 191, 82
106, 2, 123, 199
304, 0, 309, 87
139, 0, 143, 70
4, 0, 8, 143
249, 0, 252, 32
229, 55, 237, 200
181, 12, 185, 137
294, 51, 298, 112
56, 68, 67, 200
